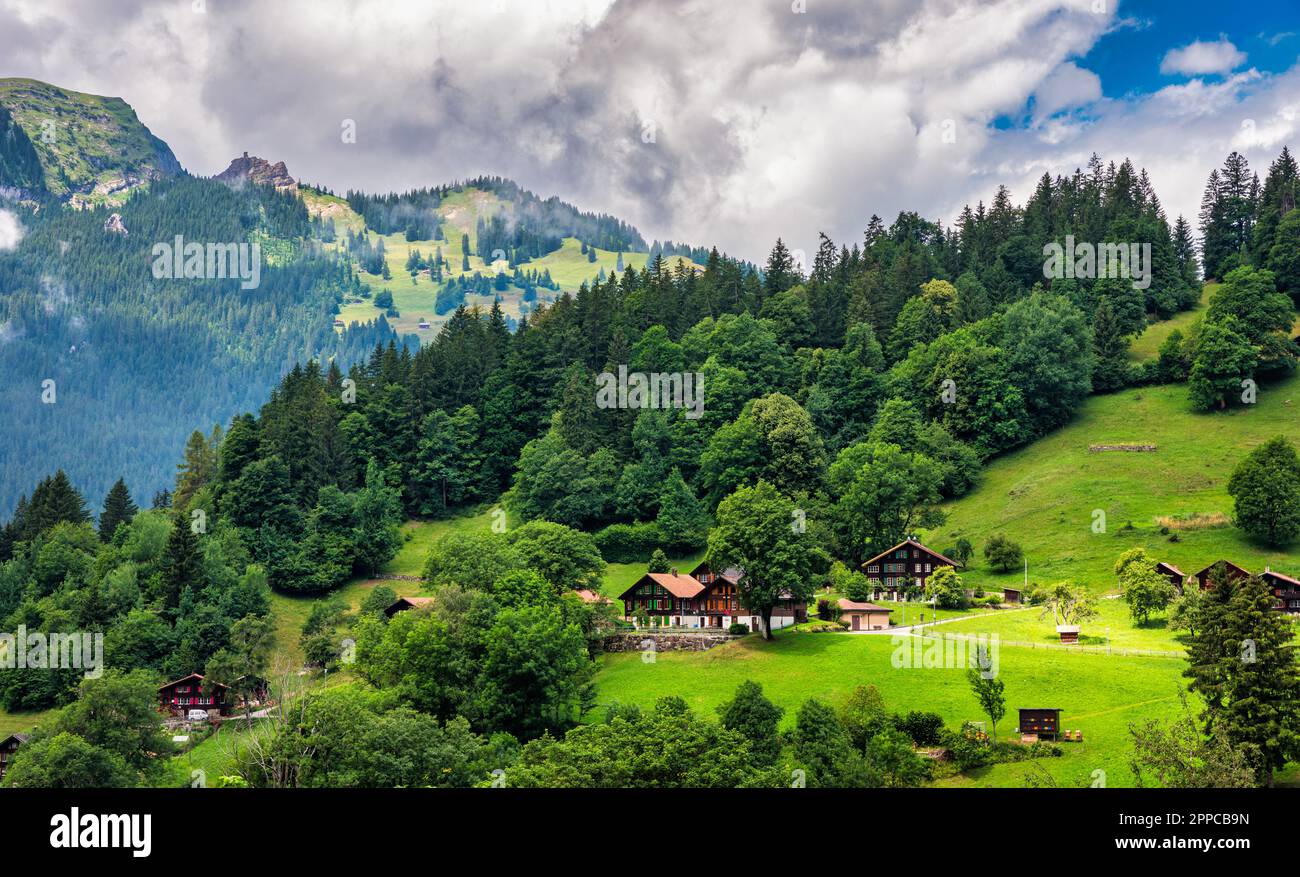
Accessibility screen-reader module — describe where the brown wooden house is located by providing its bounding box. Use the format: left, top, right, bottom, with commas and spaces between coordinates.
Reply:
1002, 586, 1022, 605
0, 733, 28, 782
1262, 568, 1300, 613
860, 539, 962, 601
1155, 561, 1185, 593
158, 673, 229, 717
616, 564, 806, 632
1192, 560, 1251, 591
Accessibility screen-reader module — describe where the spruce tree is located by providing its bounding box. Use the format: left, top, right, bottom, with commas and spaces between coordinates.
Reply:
159, 512, 204, 611
98, 478, 138, 542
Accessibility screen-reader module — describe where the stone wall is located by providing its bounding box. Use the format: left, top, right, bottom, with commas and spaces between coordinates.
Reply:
602, 631, 735, 652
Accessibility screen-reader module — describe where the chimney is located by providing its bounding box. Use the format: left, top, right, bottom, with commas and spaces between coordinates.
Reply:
243, 151, 249, 159
670, 567, 678, 577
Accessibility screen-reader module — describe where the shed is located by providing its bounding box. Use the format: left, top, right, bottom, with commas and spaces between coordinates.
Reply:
1002, 586, 1022, 605
837, 599, 891, 631
1018, 708, 1062, 739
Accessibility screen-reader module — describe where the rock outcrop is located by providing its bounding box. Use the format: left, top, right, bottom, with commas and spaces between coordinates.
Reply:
103, 212, 128, 235
215, 152, 298, 193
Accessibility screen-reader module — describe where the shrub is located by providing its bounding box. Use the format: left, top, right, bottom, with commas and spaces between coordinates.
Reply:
592, 522, 663, 563
728, 622, 750, 635
894, 710, 946, 746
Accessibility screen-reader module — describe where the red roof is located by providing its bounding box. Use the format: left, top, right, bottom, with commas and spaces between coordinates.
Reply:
618, 572, 705, 601
861, 538, 961, 569
1156, 561, 1184, 577
573, 588, 605, 603
1193, 560, 1252, 579
838, 598, 890, 612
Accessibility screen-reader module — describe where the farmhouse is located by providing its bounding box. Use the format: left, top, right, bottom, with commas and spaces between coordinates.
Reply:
837, 599, 891, 631
158, 673, 228, 717
1192, 560, 1251, 591
1262, 568, 1300, 613
616, 563, 806, 632
383, 596, 436, 617
0, 733, 28, 782
860, 539, 961, 601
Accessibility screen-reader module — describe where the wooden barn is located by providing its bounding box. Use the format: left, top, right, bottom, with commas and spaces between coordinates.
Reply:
1155, 561, 1185, 593
1002, 586, 1022, 605
158, 673, 229, 717
383, 596, 436, 617
860, 539, 962, 601
1018, 708, 1062, 740
0, 733, 28, 782
1192, 560, 1251, 591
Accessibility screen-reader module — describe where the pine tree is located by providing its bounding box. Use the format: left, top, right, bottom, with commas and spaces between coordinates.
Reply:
159, 512, 204, 612
1090, 296, 1130, 393
98, 478, 138, 542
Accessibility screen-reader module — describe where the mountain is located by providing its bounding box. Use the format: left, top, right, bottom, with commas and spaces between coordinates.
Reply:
0, 78, 181, 205
0, 82, 687, 519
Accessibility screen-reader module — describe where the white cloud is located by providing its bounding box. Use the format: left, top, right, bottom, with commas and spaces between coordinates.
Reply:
1160, 36, 1247, 77
0, 1, 1295, 265
0, 208, 24, 250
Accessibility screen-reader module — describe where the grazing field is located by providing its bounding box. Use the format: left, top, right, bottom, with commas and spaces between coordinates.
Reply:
1128, 284, 1212, 361
939, 596, 1188, 653
593, 627, 1192, 787
926, 370, 1300, 594
0, 707, 53, 738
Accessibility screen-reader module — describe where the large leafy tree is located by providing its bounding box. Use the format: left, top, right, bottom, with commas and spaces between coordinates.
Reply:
827, 442, 945, 565
707, 480, 819, 639
699, 393, 826, 508
1228, 436, 1300, 546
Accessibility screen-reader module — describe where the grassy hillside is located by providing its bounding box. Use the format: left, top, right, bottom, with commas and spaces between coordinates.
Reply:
313, 184, 697, 337
925, 372, 1300, 594
0, 77, 181, 203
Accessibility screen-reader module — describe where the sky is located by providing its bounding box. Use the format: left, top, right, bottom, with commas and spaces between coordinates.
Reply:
1, 0, 1299, 264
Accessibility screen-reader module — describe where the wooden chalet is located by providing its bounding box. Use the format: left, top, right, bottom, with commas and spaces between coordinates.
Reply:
383, 596, 436, 617
1192, 560, 1251, 591
0, 733, 28, 782
1017, 708, 1062, 740
158, 673, 229, 717
1155, 561, 1185, 594
860, 539, 961, 601
616, 563, 806, 632
837, 599, 891, 631
1262, 568, 1300, 613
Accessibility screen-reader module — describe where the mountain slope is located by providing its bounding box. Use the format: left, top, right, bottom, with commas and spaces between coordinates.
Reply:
926, 372, 1300, 593
0, 78, 181, 204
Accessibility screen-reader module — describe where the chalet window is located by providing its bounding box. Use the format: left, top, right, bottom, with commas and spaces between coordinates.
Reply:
867, 565, 879, 574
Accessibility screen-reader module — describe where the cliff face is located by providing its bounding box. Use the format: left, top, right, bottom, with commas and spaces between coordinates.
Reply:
0, 77, 182, 205
215, 152, 298, 193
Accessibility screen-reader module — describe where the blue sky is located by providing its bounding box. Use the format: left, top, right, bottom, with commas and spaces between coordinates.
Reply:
1087, 0, 1298, 97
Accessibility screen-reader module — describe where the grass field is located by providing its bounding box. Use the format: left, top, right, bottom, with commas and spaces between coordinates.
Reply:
593, 626, 1191, 787
940, 596, 1187, 653
926, 370, 1300, 594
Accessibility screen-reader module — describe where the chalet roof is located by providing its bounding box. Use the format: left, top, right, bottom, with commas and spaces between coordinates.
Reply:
1155, 561, 1184, 576
159, 673, 228, 692
0, 733, 29, 746
384, 596, 436, 616
1193, 560, 1252, 579
1002, 586, 1023, 594
619, 572, 704, 601
688, 560, 743, 583
573, 588, 606, 603
837, 598, 890, 612
861, 539, 961, 570
1262, 568, 1300, 587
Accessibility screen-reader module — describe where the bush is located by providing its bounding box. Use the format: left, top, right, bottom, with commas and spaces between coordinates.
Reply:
945, 722, 993, 771
816, 599, 842, 621
728, 622, 750, 635
982, 594, 1003, 606
894, 710, 946, 746
592, 522, 663, 563
800, 621, 848, 633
